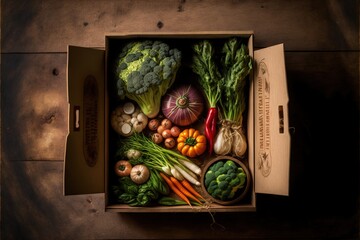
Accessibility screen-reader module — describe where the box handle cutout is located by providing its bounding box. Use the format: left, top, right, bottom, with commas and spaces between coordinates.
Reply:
74, 106, 80, 131
278, 105, 284, 134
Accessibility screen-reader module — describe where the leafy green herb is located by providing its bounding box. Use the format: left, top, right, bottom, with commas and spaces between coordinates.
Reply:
192, 40, 222, 108
219, 38, 252, 123
112, 169, 169, 206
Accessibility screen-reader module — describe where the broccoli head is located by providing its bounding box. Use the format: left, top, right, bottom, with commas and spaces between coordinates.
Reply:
204, 160, 247, 201
116, 40, 182, 118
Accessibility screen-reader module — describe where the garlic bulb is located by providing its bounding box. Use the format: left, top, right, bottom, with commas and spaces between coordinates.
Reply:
232, 127, 247, 157
213, 124, 232, 155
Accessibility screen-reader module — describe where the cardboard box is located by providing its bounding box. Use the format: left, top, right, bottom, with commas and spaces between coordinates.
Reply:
64, 31, 290, 212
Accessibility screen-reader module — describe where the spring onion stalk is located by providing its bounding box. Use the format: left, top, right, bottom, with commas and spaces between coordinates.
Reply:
170, 166, 184, 181
173, 165, 201, 186
177, 159, 201, 176
161, 166, 172, 175
175, 163, 198, 180
119, 133, 200, 182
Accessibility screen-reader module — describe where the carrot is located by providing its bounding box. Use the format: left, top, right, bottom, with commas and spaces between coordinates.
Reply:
159, 172, 191, 206
170, 176, 202, 205
181, 179, 206, 202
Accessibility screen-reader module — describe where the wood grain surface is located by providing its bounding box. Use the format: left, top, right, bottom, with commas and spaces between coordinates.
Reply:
1, 0, 359, 239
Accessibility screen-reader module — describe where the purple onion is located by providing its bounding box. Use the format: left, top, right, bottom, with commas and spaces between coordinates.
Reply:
162, 85, 204, 126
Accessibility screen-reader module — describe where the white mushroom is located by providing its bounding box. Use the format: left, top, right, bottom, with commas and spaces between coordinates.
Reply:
130, 117, 138, 125
122, 114, 131, 123
133, 121, 144, 133
137, 112, 148, 125
123, 102, 135, 115
121, 123, 132, 136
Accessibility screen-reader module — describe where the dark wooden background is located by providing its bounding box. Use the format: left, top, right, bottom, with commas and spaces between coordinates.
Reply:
1, 0, 359, 239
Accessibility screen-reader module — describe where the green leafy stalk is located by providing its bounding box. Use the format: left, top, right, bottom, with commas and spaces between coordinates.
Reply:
192, 41, 222, 107
219, 38, 252, 123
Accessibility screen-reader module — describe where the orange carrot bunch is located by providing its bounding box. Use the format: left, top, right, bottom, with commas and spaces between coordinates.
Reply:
159, 172, 205, 206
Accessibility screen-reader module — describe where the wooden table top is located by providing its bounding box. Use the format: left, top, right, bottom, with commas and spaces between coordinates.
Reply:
1, 0, 359, 239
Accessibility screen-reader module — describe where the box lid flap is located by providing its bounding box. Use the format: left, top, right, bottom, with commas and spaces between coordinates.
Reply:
64, 46, 105, 195
253, 44, 290, 196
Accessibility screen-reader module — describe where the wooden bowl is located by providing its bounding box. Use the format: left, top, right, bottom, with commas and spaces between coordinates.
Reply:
201, 156, 251, 205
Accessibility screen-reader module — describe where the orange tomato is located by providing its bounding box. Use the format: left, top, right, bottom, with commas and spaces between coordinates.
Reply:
114, 160, 132, 177
177, 128, 206, 158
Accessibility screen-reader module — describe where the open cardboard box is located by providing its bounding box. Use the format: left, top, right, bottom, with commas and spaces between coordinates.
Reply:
64, 31, 290, 212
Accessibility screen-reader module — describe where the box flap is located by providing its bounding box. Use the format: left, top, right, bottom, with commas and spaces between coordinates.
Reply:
254, 44, 290, 196
64, 46, 105, 195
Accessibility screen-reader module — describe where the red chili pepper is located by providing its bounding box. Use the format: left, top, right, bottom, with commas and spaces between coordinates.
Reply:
205, 107, 217, 155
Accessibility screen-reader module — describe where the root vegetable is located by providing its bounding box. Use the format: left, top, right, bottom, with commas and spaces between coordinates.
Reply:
170, 126, 181, 137
178, 159, 201, 176
170, 176, 202, 204
161, 166, 172, 175
181, 179, 206, 201
164, 137, 176, 149
161, 119, 172, 129
152, 133, 163, 144
160, 172, 191, 206
157, 125, 165, 134
173, 164, 200, 186
162, 129, 172, 139
130, 164, 150, 184
171, 167, 184, 181
148, 119, 160, 131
